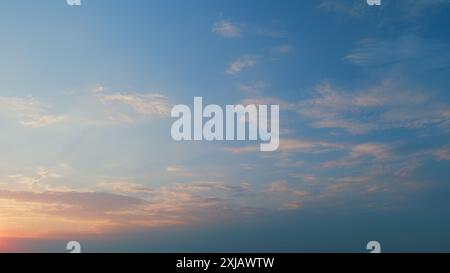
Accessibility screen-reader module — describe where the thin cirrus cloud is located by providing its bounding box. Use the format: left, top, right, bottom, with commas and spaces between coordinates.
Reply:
224, 138, 344, 154
0, 189, 147, 237
265, 181, 307, 211
319, 0, 450, 19
239, 78, 449, 136
321, 143, 392, 169
224, 47, 291, 77
265, 180, 307, 197
212, 19, 288, 39
91, 86, 172, 123
0, 175, 270, 238
0, 87, 172, 128
238, 81, 266, 96
350, 143, 391, 160
212, 19, 242, 38
226, 55, 257, 75
165, 165, 193, 177
0, 96, 66, 128
273, 44, 293, 55
318, 0, 369, 19
344, 35, 450, 70
98, 93, 171, 117
434, 146, 450, 161
295, 80, 450, 134
2, 159, 388, 238
0, 165, 263, 238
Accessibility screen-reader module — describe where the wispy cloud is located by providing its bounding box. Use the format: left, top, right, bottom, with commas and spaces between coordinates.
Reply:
212, 19, 241, 38
318, 0, 368, 18
0, 173, 262, 238
165, 165, 193, 177
0, 189, 146, 237
96, 181, 154, 195
321, 143, 392, 168
0, 96, 66, 128
344, 36, 450, 70
434, 146, 450, 161
319, 0, 450, 19
265, 180, 307, 197
297, 80, 450, 134
264, 181, 308, 210
212, 19, 287, 39
98, 93, 171, 117
226, 55, 257, 75
91, 86, 171, 123
225, 138, 343, 154
272, 44, 293, 55
254, 28, 288, 38
0, 181, 247, 237
238, 81, 266, 96
351, 143, 391, 160
396, 0, 450, 18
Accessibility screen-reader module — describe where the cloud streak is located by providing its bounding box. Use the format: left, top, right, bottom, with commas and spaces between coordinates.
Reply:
0, 96, 66, 128
296, 80, 450, 134
89, 86, 172, 124
226, 55, 257, 75
212, 19, 241, 38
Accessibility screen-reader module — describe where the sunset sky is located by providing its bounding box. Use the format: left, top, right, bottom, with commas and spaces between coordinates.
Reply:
1, 0, 450, 252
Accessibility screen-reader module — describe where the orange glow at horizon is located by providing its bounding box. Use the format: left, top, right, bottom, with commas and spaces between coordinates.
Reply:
0, 238, 19, 253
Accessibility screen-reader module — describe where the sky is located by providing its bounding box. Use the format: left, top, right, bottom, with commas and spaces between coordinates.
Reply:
0, 0, 450, 252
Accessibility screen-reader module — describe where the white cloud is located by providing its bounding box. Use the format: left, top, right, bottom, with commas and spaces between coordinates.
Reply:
237, 77, 450, 136
238, 82, 266, 96
273, 44, 293, 55
318, 0, 368, 18
226, 55, 257, 75
319, 0, 450, 19
225, 138, 343, 154
91, 84, 106, 94
0, 96, 66, 128
350, 143, 391, 160
95, 91, 171, 123
97, 181, 154, 195
254, 28, 288, 38
165, 165, 193, 177
434, 146, 450, 161
344, 36, 450, 70
297, 80, 450, 134
321, 143, 393, 169
212, 19, 241, 38
265, 180, 307, 197
397, 0, 450, 18
19, 115, 66, 128
99, 93, 170, 116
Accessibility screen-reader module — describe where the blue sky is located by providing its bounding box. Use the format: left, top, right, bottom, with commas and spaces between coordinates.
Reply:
0, 0, 450, 252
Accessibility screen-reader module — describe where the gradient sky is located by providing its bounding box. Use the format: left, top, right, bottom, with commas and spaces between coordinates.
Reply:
1, 0, 450, 252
